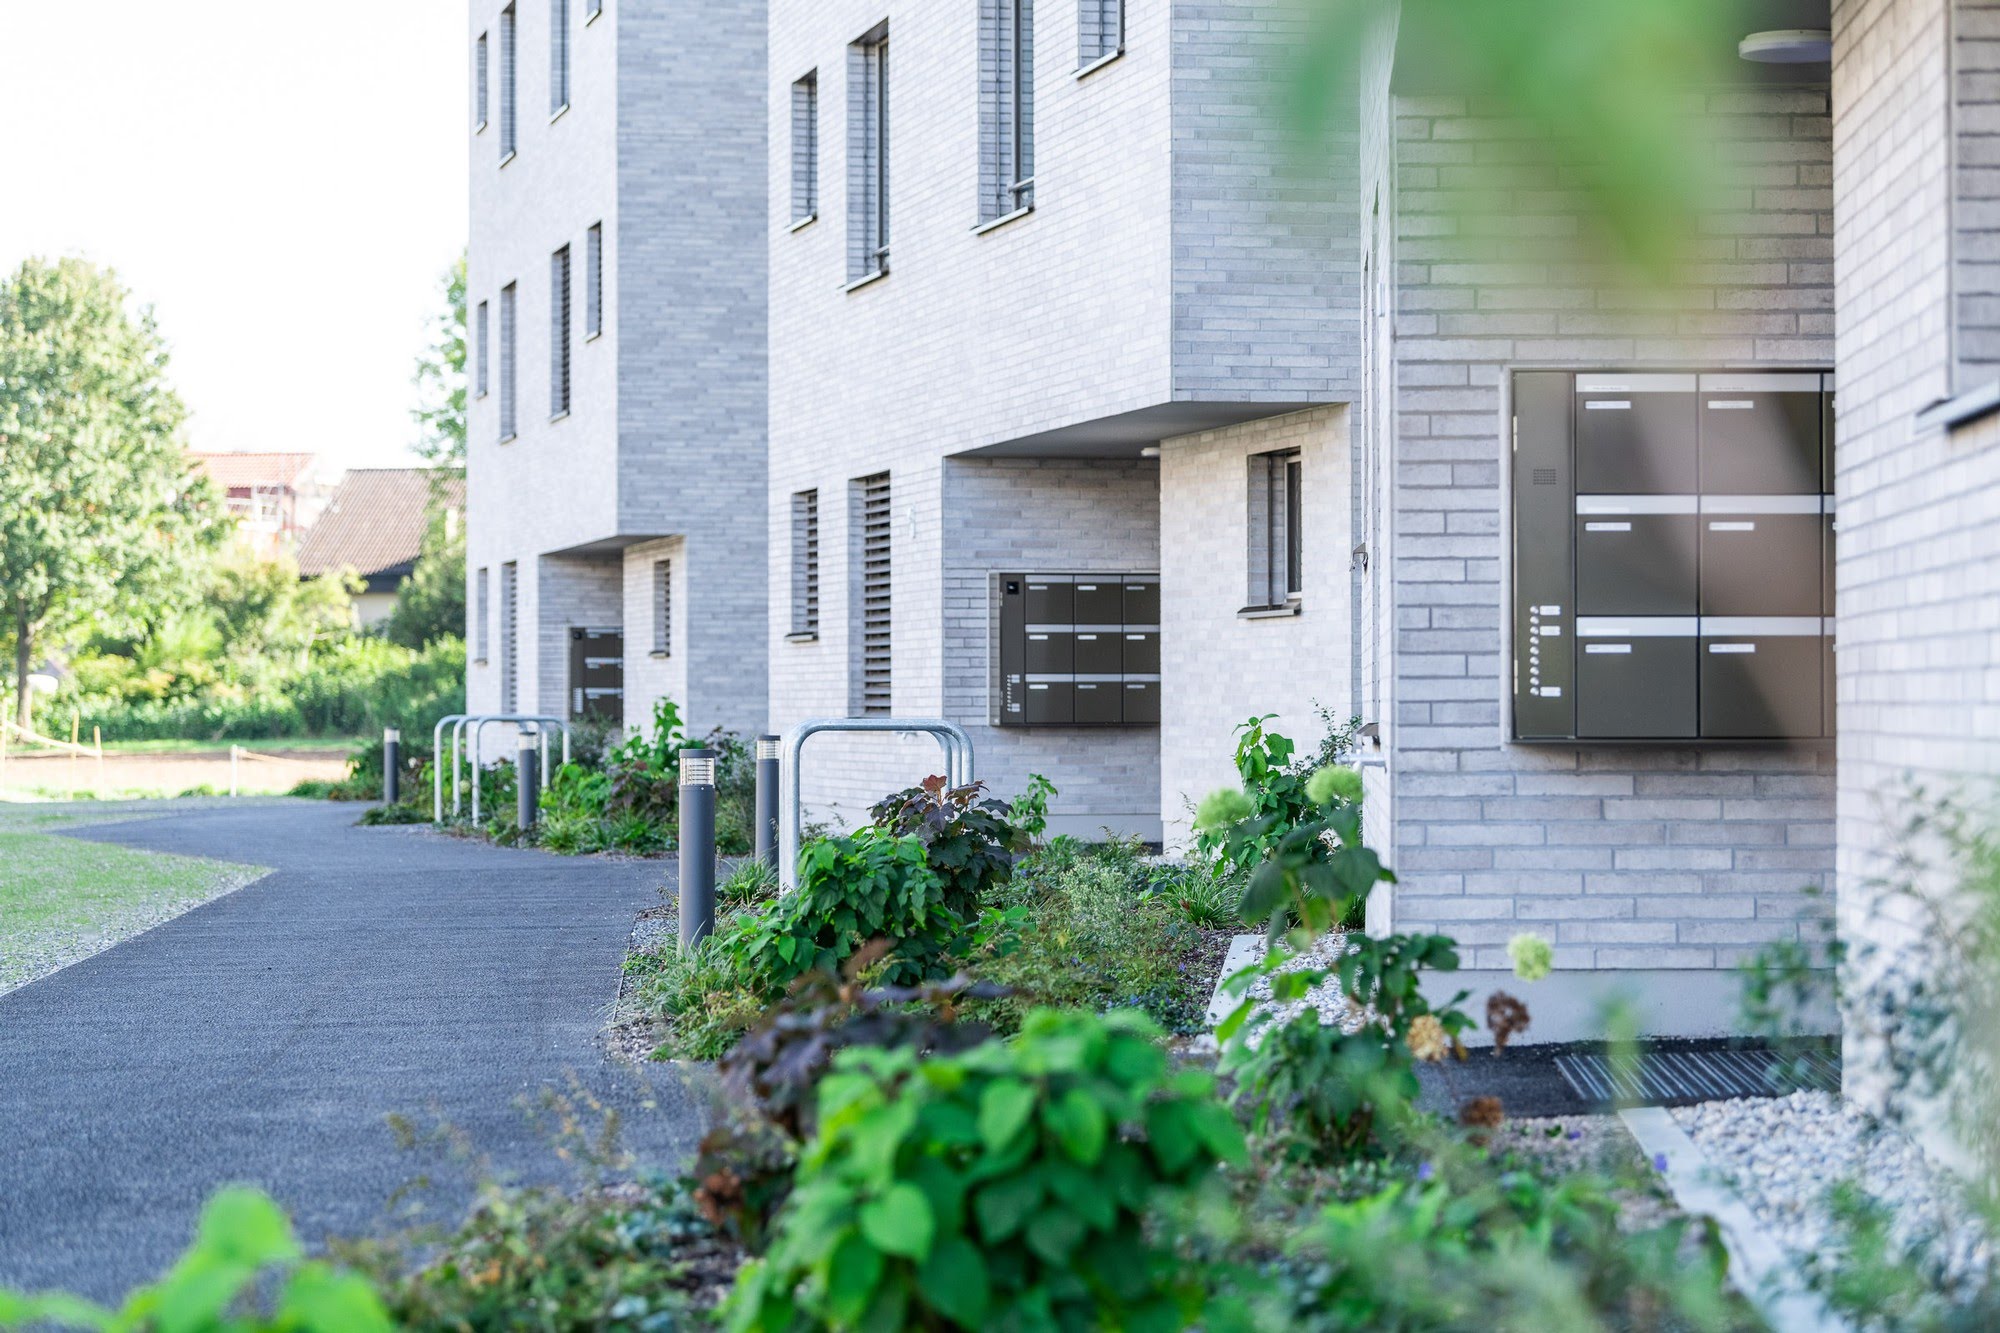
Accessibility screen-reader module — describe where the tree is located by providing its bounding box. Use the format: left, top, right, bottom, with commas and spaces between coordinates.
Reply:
0, 258, 224, 730
382, 506, 466, 649
411, 253, 466, 471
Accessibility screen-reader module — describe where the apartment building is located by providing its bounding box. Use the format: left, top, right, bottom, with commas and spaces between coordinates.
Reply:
463, 0, 768, 736
766, 0, 1358, 836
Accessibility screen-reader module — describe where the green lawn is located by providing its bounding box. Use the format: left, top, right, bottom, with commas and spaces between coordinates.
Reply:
92, 736, 362, 756
0, 825, 267, 994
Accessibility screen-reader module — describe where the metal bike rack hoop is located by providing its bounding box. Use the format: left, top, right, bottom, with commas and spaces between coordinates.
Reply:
464, 715, 572, 824
779, 717, 974, 889
432, 713, 472, 822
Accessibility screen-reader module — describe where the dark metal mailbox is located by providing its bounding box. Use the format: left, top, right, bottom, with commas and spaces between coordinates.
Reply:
996, 572, 1161, 728
1024, 681, 1073, 726
1698, 505, 1825, 617
1575, 620, 1697, 739
1698, 373, 1822, 495
568, 627, 624, 722
1574, 373, 1697, 494
1574, 501, 1698, 615
1699, 623, 1824, 738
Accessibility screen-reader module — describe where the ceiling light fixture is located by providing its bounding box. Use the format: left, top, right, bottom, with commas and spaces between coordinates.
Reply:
1738, 29, 1832, 63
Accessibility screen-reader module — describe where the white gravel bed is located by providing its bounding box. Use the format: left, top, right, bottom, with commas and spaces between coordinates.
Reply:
1224, 931, 1373, 1039
1673, 1091, 1994, 1297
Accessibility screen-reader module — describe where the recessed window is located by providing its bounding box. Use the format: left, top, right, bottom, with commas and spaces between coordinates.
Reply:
979, 0, 1034, 222
499, 562, 519, 711
652, 559, 672, 655
790, 489, 820, 637
499, 282, 517, 440
499, 5, 518, 159
550, 0, 570, 114
853, 472, 891, 713
475, 566, 490, 663
550, 245, 571, 418
1078, 0, 1122, 68
1248, 449, 1302, 609
585, 223, 603, 338
475, 299, 489, 398
585, 0, 602, 23
847, 24, 890, 283
791, 71, 819, 225
475, 33, 489, 130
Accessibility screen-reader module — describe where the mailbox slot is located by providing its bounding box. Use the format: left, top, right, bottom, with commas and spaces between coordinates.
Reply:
1575, 620, 1697, 739
1073, 631, 1120, 675
1698, 373, 1822, 495
1024, 680, 1074, 725
1574, 501, 1698, 615
1073, 680, 1121, 724
1574, 373, 1697, 494
1122, 680, 1161, 725
1698, 503, 1823, 617
1121, 631, 1161, 675
1699, 623, 1823, 738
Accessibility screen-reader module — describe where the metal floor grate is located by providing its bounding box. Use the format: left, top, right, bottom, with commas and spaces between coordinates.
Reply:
1553, 1046, 1841, 1105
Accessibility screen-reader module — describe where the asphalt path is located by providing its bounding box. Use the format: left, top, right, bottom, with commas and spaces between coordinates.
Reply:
0, 800, 699, 1300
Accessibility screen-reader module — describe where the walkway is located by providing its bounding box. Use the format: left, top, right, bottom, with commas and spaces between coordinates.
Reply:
0, 800, 697, 1300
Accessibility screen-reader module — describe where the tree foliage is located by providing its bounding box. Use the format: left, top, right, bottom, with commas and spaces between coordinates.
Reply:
0, 257, 224, 727
410, 253, 467, 471
382, 503, 466, 649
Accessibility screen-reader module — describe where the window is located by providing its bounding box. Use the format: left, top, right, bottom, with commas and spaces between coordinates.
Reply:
853, 473, 892, 713
586, 0, 603, 20
1078, 0, 1122, 68
499, 562, 519, 712
1248, 450, 1302, 609
499, 5, 517, 159
499, 282, 517, 439
475, 567, 490, 663
978, 0, 1034, 222
585, 223, 603, 337
652, 559, 672, 655
476, 33, 489, 129
550, 0, 570, 114
475, 300, 489, 398
550, 246, 571, 418
791, 72, 819, 224
790, 489, 820, 637
847, 25, 890, 283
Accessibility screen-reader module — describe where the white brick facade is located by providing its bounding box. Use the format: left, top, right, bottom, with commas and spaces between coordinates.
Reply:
465, 0, 768, 741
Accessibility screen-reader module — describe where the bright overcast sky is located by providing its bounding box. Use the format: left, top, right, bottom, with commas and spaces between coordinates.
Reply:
0, 2, 466, 470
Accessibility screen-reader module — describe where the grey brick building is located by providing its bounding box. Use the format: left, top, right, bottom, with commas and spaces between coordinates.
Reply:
464, 0, 768, 739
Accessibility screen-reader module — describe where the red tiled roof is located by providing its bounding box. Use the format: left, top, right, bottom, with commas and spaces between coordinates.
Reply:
295, 469, 465, 581
189, 451, 319, 491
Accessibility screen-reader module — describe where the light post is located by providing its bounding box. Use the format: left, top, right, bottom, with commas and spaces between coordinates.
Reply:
679, 747, 717, 951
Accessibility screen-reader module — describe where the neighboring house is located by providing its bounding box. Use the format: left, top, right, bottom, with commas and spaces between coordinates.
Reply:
462, 0, 768, 734
296, 469, 467, 627
189, 451, 334, 559
467, 0, 2000, 1058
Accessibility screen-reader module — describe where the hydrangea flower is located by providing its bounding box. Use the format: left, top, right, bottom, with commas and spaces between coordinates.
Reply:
1507, 932, 1554, 982
1193, 787, 1255, 833
1406, 1014, 1449, 1062
1305, 764, 1363, 806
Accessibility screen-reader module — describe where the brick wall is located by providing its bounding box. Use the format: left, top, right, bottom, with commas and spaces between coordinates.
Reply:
1158, 407, 1354, 848
1384, 87, 1838, 997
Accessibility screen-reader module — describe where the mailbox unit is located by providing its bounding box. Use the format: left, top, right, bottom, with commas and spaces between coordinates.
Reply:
568, 626, 625, 722
1512, 371, 1834, 743
993, 574, 1161, 727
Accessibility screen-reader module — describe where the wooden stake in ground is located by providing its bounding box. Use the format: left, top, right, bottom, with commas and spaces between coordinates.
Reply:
94, 726, 103, 791
69, 709, 79, 796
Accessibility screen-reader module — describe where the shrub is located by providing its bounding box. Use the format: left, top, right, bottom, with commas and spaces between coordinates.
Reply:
728, 830, 961, 991
968, 851, 1214, 1036
623, 934, 769, 1062
870, 775, 1027, 916
724, 1008, 1245, 1333
0, 1187, 390, 1332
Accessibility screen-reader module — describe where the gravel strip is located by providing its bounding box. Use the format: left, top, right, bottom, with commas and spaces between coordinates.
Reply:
1673, 1091, 1994, 1296
1222, 931, 1375, 1040
1, 861, 268, 996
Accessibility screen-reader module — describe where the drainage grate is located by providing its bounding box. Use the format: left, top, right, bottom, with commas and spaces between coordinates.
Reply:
1553, 1046, 1840, 1106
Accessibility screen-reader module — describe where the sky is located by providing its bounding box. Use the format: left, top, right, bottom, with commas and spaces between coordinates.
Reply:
0, 2, 467, 471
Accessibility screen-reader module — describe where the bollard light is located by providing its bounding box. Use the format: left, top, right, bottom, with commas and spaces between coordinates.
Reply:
382, 728, 401, 807
679, 747, 718, 952
754, 734, 781, 872
516, 726, 540, 833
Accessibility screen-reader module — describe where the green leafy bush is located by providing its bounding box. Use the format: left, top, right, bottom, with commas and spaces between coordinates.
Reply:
0, 1187, 390, 1332
968, 849, 1216, 1037
729, 830, 961, 991
725, 1008, 1245, 1333
870, 775, 1028, 916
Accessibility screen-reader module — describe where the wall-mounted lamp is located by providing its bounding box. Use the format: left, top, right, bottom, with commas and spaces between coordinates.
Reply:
1139, 446, 1161, 458
1738, 29, 1831, 63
